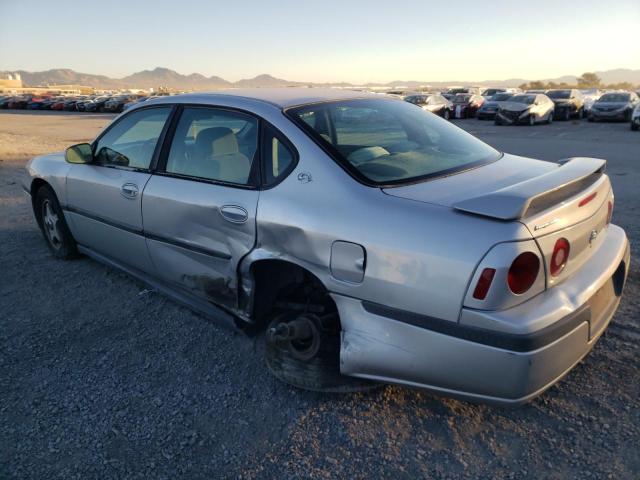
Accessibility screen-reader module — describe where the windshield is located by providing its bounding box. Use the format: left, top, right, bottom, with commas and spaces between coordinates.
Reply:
598, 93, 630, 102
483, 89, 504, 96
509, 95, 535, 105
287, 98, 500, 185
492, 93, 513, 101
546, 90, 571, 99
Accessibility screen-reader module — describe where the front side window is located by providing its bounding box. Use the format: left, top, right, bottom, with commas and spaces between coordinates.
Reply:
166, 107, 258, 185
94, 107, 172, 169
288, 98, 500, 185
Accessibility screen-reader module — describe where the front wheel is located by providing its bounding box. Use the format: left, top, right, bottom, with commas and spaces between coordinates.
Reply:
34, 186, 78, 259
443, 109, 450, 120
547, 111, 554, 124
528, 114, 536, 126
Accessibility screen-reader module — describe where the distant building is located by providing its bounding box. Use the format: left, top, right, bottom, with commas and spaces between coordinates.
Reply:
0, 73, 23, 91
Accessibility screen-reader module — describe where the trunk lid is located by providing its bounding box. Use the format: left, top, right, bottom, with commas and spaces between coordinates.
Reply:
383, 154, 612, 287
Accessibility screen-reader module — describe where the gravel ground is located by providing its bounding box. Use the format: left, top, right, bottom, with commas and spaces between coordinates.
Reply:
1, 111, 638, 479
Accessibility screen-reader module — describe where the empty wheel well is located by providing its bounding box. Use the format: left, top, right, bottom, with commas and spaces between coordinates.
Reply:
247, 260, 338, 334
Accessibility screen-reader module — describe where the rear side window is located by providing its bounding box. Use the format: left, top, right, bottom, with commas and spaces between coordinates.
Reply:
262, 125, 296, 186
165, 107, 258, 185
94, 107, 172, 169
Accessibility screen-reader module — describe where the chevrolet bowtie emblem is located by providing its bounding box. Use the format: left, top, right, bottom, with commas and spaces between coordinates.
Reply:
589, 229, 599, 246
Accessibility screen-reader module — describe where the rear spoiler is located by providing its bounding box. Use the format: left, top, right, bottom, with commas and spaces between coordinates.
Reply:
453, 157, 606, 220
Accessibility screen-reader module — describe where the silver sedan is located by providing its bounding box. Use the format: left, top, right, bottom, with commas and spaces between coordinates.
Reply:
24, 88, 630, 405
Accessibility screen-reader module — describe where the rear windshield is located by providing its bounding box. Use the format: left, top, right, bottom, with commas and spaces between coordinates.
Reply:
287, 98, 500, 186
546, 90, 571, 99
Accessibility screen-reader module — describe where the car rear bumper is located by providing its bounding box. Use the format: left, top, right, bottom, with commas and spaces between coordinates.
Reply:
335, 225, 630, 406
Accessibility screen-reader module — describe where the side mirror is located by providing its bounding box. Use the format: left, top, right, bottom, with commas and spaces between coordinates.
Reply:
65, 143, 93, 164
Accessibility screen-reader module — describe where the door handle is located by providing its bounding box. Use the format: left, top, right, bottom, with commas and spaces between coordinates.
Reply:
220, 205, 248, 224
121, 183, 138, 199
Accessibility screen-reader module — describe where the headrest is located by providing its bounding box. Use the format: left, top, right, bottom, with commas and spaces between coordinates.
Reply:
195, 127, 239, 157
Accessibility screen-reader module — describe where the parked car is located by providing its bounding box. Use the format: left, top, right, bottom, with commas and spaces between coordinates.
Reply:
63, 97, 84, 111
631, 103, 640, 131
589, 92, 640, 122
495, 93, 554, 125
26, 97, 51, 110
50, 98, 68, 111
546, 89, 584, 120
441, 93, 456, 102
482, 88, 506, 97
451, 93, 484, 118
84, 96, 112, 113
8, 96, 33, 109
446, 87, 482, 95
581, 89, 602, 116
477, 92, 513, 120
404, 93, 453, 119
24, 89, 629, 405
103, 95, 140, 113
0, 96, 15, 108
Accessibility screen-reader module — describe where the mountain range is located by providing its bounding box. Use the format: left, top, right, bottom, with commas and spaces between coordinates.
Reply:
2, 67, 639, 90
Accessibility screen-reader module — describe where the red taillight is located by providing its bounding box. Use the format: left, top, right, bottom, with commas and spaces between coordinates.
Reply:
606, 201, 613, 225
473, 268, 496, 300
550, 238, 570, 277
507, 252, 540, 294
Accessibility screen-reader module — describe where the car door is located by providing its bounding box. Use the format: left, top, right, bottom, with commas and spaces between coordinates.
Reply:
141, 106, 261, 309
65, 105, 174, 273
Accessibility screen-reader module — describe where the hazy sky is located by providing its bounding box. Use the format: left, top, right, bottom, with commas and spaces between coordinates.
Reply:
1, 0, 638, 83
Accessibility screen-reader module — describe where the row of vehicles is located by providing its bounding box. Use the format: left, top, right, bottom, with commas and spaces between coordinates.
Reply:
0, 93, 152, 113
405, 88, 640, 130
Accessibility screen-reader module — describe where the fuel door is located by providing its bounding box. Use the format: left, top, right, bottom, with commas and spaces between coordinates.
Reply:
330, 241, 366, 283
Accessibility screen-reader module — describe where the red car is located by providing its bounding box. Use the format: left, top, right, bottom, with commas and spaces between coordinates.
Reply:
50, 98, 67, 110
451, 94, 485, 118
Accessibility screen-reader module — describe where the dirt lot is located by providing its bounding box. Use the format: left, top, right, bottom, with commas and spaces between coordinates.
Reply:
1, 111, 639, 479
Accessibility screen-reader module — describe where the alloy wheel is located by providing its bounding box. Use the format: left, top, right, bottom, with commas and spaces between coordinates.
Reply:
42, 200, 62, 250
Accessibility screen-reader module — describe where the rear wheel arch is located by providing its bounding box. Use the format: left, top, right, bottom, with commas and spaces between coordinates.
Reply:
243, 258, 338, 333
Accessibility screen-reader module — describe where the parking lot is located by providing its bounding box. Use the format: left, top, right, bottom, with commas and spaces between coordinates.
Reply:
1, 111, 638, 479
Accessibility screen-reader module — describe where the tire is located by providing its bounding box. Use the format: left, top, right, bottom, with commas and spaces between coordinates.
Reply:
624, 110, 632, 122
265, 312, 377, 393
563, 109, 571, 121
547, 111, 553, 124
632, 122, 639, 131
588, 116, 595, 123
34, 185, 78, 259
528, 114, 536, 126
443, 109, 450, 120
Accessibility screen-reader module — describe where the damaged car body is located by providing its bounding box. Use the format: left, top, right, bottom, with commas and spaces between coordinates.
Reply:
25, 88, 630, 405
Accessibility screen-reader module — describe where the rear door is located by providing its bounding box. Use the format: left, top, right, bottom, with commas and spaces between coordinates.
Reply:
141, 106, 260, 309
65, 105, 173, 272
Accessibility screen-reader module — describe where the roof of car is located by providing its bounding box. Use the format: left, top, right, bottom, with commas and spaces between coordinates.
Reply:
148, 87, 382, 109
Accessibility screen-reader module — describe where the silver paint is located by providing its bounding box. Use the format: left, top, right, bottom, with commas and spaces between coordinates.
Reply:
24, 88, 631, 404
